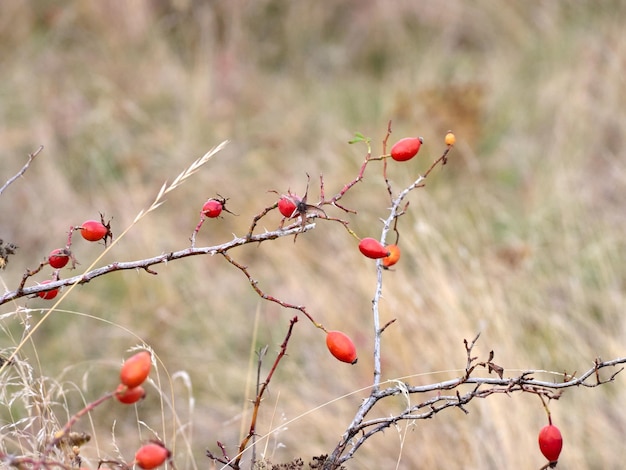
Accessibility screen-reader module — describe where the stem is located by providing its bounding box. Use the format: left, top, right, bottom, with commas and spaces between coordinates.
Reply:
221, 252, 324, 328
0, 146, 44, 196
45, 391, 115, 453
232, 316, 299, 468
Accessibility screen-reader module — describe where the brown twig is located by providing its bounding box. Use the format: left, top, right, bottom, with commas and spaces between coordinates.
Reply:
246, 202, 279, 239
220, 252, 323, 329
1, 453, 72, 470
206, 441, 231, 466
252, 345, 269, 465
326, 139, 374, 211
45, 391, 115, 453
230, 316, 299, 469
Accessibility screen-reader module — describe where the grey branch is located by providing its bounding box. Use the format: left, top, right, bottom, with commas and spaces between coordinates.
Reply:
0, 146, 44, 196
324, 352, 625, 469
0, 222, 315, 305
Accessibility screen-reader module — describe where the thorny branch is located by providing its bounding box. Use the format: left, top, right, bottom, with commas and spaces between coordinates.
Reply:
3, 127, 624, 470
0, 222, 315, 306
221, 252, 323, 328
323, 338, 626, 469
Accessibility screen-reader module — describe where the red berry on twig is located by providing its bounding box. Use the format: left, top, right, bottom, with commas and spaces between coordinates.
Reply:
48, 248, 71, 269
134, 442, 171, 469
120, 350, 152, 388
79, 214, 112, 245
80, 220, 108, 241
538, 424, 563, 463
326, 330, 358, 364
37, 280, 59, 300
278, 195, 299, 218
202, 195, 235, 218
358, 238, 390, 259
202, 199, 224, 218
390, 137, 423, 162
115, 383, 146, 404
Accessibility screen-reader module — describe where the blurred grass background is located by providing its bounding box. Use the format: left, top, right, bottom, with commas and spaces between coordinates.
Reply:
1, 1, 625, 468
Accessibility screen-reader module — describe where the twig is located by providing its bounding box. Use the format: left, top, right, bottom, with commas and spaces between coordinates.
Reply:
251, 345, 269, 466
0, 146, 44, 196
44, 391, 115, 453
220, 251, 323, 328
246, 202, 279, 239
230, 316, 299, 469
381, 120, 394, 201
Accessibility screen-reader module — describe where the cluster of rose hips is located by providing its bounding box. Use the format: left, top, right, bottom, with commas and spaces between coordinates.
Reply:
281, 132, 455, 365
358, 132, 566, 467
115, 350, 151, 405
46, 350, 169, 469
29, 129, 565, 467
367, 133, 566, 466
113, 350, 172, 469
36, 216, 112, 300
325, 133, 440, 363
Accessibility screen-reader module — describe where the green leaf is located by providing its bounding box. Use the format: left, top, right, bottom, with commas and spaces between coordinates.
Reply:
348, 132, 370, 145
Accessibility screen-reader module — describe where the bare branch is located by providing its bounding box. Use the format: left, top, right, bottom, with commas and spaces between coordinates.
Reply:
221, 251, 323, 328
323, 348, 626, 469
0, 146, 44, 196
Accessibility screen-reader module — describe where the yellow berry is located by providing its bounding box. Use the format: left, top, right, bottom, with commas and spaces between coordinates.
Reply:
445, 131, 456, 146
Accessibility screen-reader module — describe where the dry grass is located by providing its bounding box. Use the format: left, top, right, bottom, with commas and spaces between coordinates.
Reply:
1, 1, 626, 469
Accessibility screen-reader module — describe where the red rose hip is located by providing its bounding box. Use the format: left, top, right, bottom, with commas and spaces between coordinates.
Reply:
202, 199, 224, 218
80, 219, 111, 242
120, 351, 152, 388
358, 238, 390, 259
48, 248, 70, 269
37, 280, 59, 300
115, 384, 146, 404
538, 424, 563, 463
390, 137, 423, 162
278, 196, 299, 218
134, 442, 170, 469
326, 330, 358, 364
